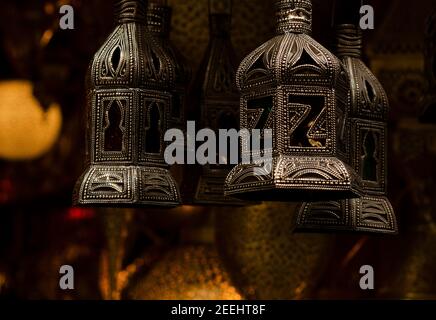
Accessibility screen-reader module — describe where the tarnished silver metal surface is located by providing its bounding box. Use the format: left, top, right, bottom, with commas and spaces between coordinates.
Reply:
294, 24, 398, 234
73, 0, 182, 207
225, 0, 362, 202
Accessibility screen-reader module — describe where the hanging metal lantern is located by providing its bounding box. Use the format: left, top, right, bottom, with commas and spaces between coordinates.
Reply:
420, 10, 436, 123
147, 1, 191, 130
225, 0, 362, 202
294, 24, 397, 234
73, 0, 181, 207
185, 0, 244, 205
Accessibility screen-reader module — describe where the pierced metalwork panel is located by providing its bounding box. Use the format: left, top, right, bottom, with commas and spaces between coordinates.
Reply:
346, 59, 389, 120
279, 86, 334, 155
240, 89, 276, 159
225, 0, 361, 202
93, 24, 132, 86
74, 0, 181, 207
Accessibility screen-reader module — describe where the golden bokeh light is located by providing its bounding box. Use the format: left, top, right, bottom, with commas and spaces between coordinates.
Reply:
0, 80, 62, 160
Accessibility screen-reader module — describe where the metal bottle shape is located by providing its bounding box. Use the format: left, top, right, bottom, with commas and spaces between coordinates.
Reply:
188, 0, 243, 205
73, 0, 181, 207
294, 24, 397, 234
225, 0, 362, 201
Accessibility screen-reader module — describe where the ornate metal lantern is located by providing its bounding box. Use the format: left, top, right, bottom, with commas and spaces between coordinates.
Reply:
73, 0, 181, 207
294, 24, 397, 234
225, 0, 362, 201
185, 0, 244, 205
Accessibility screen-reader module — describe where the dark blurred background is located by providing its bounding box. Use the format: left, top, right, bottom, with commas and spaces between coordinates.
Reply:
0, 0, 436, 300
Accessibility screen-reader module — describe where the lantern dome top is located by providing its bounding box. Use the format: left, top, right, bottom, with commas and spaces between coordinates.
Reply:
236, 32, 344, 91
237, 0, 345, 91
89, 0, 176, 90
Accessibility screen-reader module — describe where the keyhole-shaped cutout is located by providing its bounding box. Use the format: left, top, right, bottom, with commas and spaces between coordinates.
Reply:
104, 101, 123, 152
362, 131, 378, 182
145, 102, 162, 154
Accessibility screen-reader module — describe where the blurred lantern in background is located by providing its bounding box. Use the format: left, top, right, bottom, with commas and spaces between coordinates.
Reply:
123, 210, 242, 300
125, 245, 242, 300
183, 0, 244, 206
216, 202, 334, 300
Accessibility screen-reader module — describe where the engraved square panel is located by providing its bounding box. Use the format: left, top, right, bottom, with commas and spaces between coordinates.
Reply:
355, 196, 396, 233
280, 86, 335, 156
81, 167, 133, 202
297, 200, 350, 230
138, 168, 180, 203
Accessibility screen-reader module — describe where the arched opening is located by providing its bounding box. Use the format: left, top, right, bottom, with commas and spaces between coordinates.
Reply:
104, 101, 123, 152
